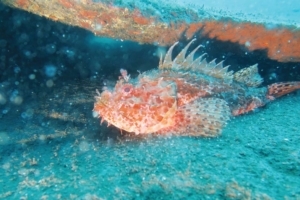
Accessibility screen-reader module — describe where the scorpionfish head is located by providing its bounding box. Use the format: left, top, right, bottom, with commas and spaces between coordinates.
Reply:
93, 70, 177, 134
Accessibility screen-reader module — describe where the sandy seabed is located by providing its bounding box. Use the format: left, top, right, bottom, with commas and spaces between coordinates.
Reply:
0, 80, 299, 199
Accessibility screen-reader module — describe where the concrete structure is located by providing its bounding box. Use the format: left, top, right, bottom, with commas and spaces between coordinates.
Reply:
1, 0, 300, 62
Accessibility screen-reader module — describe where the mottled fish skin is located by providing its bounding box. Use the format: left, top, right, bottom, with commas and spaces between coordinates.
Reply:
94, 39, 300, 137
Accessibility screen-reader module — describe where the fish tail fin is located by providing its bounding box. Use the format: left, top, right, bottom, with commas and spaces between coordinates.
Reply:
267, 81, 300, 100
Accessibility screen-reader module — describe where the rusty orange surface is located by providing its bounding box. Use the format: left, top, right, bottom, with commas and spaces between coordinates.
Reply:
2, 0, 300, 62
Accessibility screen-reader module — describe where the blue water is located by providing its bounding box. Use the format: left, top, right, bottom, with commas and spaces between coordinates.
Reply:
0, 2, 299, 199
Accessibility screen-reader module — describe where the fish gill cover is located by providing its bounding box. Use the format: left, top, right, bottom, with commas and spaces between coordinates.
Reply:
0, 1, 300, 199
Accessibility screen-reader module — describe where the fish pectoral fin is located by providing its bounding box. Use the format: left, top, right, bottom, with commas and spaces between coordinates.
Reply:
159, 98, 231, 137
232, 97, 264, 116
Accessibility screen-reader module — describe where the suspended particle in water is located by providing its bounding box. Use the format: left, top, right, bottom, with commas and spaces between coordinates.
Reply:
46, 79, 54, 88
0, 131, 10, 145
45, 44, 56, 54
245, 41, 251, 47
21, 109, 34, 119
0, 93, 7, 105
44, 64, 57, 77
269, 72, 278, 81
79, 141, 90, 152
29, 74, 36, 80
14, 66, 21, 74
10, 90, 23, 105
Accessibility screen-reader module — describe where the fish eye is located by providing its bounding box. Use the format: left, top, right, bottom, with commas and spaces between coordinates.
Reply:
122, 84, 133, 93
124, 87, 131, 92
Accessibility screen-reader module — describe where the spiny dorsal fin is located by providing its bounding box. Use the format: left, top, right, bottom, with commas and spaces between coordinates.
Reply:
172, 38, 196, 69
160, 41, 179, 69
233, 64, 263, 87
183, 44, 203, 69
158, 53, 163, 69
159, 40, 233, 82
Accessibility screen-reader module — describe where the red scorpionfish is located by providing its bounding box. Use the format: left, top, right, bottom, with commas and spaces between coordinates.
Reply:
93, 39, 300, 137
